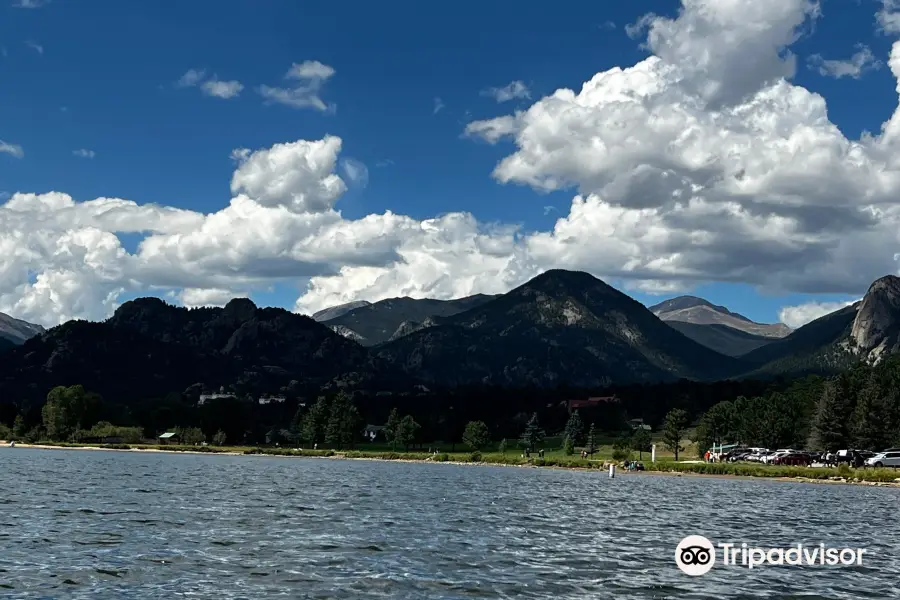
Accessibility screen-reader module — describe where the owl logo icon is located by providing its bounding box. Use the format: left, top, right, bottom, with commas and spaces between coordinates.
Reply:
675, 535, 716, 576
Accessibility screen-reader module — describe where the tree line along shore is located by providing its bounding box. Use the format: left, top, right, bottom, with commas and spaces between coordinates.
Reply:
4, 355, 900, 487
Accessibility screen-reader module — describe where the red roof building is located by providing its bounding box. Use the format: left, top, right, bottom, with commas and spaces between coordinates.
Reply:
568, 396, 618, 411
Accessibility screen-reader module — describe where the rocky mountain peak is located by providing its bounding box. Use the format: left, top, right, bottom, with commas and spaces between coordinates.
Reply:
223, 297, 258, 321
850, 275, 900, 356
0, 311, 45, 347
650, 295, 750, 322
650, 294, 791, 339
312, 300, 372, 322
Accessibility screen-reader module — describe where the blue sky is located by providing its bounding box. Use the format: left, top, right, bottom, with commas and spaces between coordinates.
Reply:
0, 0, 896, 327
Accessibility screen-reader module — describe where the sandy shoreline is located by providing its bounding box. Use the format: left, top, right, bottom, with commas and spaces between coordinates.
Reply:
5, 442, 900, 488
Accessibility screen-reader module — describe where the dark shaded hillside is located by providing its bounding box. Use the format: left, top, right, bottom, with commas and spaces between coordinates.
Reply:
324, 294, 497, 345
666, 321, 775, 357
0, 297, 401, 404
740, 303, 860, 377
376, 270, 742, 387
0, 320, 226, 402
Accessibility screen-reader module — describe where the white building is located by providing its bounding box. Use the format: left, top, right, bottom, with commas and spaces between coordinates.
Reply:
198, 392, 235, 406
258, 395, 287, 405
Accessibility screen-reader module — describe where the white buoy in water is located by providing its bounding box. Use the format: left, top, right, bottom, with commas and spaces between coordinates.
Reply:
609, 463, 615, 478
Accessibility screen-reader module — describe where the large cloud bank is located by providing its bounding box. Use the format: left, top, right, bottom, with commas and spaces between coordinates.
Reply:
3, 0, 900, 326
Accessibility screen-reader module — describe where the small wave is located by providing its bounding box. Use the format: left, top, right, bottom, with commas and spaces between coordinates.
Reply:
95, 568, 126, 578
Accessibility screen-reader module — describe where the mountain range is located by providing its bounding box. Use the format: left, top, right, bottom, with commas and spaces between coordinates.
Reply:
649, 296, 791, 357
319, 294, 498, 346
0, 270, 897, 403
0, 312, 44, 352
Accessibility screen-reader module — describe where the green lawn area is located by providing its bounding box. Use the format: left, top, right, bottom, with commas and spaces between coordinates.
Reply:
19, 429, 700, 462
19, 439, 900, 483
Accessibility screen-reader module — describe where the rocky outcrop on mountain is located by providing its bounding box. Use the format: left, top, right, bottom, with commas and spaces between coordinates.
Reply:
323, 294, 497, 346
388, 317, 441, 342
376, 270, 742, 387
329, 324, 369, 344
651, 296, 791, 338
850, 275, 900, 362
0, 297, 400, 403
742, 276, 900, 376
312, 300, 371, 322
0, 312, 44, 349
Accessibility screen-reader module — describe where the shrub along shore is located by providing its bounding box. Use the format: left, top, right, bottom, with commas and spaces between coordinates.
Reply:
7, 441, 900, 486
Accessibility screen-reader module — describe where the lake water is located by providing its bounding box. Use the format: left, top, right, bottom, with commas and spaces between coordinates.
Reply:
2, 449, 899, 599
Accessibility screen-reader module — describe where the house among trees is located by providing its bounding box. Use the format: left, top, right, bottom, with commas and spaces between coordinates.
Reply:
363, 424, 385, 441
258, 395, 287, 405
198, 388, 235, 406
627, 418, 652, 431
567, 396, 618, 413
158, 432, 179, 444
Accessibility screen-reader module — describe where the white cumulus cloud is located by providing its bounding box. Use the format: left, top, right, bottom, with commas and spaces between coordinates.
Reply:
201, 79, 244, 99
878, 0, 900, 34
482, 80, 531, 103
808, 44, 882, 79
778, 299, 860, 328
178, 288, 249, 308
72, 149, 95, 159
177, 69, 243, 99
258, 60, 335, 112
5, 0, 900, 326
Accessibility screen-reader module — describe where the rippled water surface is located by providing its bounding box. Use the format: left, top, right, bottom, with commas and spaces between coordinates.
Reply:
2, 448, 900, 599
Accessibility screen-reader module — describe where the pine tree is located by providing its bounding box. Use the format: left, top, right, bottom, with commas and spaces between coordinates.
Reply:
289, 406, 303, 435
563, 436, 575, 456
12, 414, 26, 439
662, 408, 688, 461
586, 423, 597, 457
630, 427, 651, 460
564, 410, 585, 446
325, 392, 361, 450
396, 415, 420, 451
851, 375, 889, 451
812, 380, 851, 451
301, 396, 330, 446
384, 408, 401, 451
520, 412, 544, 453
694, 401, 734, 454
462, 420, 490, 450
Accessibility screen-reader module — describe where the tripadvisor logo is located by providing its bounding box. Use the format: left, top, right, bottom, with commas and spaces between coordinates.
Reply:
675, 535, 716, 576
675, 536, 867, 575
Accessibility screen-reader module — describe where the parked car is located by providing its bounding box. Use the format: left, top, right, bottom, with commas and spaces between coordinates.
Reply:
773, 452, 812, 466
866, 451, 900, 468
761, 451, 785, 464
745, 448, 770, 462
